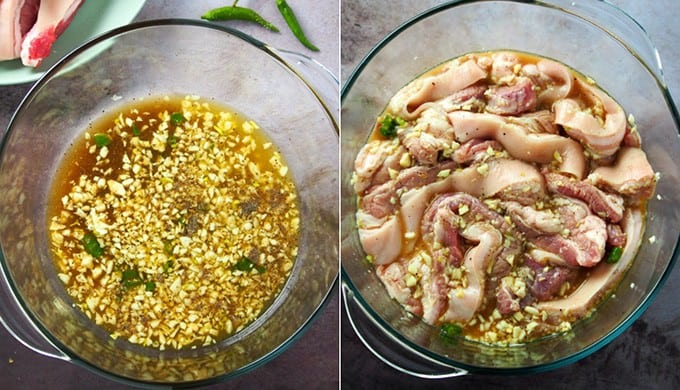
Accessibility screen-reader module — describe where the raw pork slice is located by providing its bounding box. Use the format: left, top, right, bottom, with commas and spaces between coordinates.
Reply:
0, 0, 39, 61
20, 0, 84, 67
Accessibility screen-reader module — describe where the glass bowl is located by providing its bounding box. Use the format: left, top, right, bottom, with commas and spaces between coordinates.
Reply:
341, 0, 680, 376
0, 19, 338, 386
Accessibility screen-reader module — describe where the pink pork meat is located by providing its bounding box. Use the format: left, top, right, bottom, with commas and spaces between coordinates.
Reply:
20, 0, 84, 67
0, 0, 39, 61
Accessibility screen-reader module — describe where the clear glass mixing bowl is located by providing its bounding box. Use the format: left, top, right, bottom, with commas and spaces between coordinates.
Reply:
0, 19, 338, 386
341, 0, 680, 376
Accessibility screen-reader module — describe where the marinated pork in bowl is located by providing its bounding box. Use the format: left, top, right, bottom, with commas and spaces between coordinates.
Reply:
341, 0, 680, 375
353, 49, 656, 345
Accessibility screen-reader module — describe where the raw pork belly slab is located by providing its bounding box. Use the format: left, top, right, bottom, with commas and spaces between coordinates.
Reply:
0, 0, 84, 66
0, 0, 39, 60
20, 0, 84, 67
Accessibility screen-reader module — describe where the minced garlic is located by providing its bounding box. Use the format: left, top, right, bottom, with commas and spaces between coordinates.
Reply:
48, 95, 299, 350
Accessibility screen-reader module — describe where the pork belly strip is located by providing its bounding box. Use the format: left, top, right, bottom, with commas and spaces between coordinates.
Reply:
399, 107, 455, 165
544, 171, 624, 223
485, 77, 537, 116
387, 59, 487, 119
535, 59, 573, 106
353, 139, 405, 194
553, 79, 626, 157
587, 147, 656, 200
420, 193, 521, 322
530, 215, 607, 268
357, 158, 543, 267
400, 158, 544, 244
356, 211, 402, 266
376, 262, 424, 317
441, 222, 503, 323
0, 0, 39, 60
506, 194, 609, 269
448, 110, 586, 179
356, 162, 457, 266
536, 208, 644, 320
422, 193, 511, 268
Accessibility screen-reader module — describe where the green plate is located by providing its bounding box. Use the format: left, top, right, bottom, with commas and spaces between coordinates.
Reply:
0, 0, 146, 86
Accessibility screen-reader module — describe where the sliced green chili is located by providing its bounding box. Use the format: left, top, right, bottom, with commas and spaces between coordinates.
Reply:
163, 240, 175, 256
167, 135, 179, 148
605, 246, 623, 264
145, 281, 157, 292
276, 0, 319, 51
234, 257, 254, 271
170, 112, 185, 125
233, 256, 265, 273
131, 123, 141, 137
121, 268, 143, 289
378, 114, 405, 138
162, 260, 174, 274
82, 231, 104, 258
440, 323, 463, 341
93, 133, 111, 147
201, 5, 280, 32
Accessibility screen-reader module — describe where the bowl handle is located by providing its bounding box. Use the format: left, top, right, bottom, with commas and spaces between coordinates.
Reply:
0, 264, 69, 362
270, 48, 340, 124
341, 282, 468, 379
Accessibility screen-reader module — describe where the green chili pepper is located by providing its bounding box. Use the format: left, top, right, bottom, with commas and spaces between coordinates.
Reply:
441, 322, 463, 337
163, 240, 175, 256
439, 322, 463, 341
605, 246, 623, 264
170, 112, 185, 125
131, 123, 141, 137
234, 257, 255, 271
82, 231, 104, 258
121, 268, 143, 289
145, 281, 157, 292
167, 134, 179, 148
162, 260, 174, 274
378, 114, 405, 138
276, 0, 319, 51
93, 133, 111, 147
201, 5, 280, 32
233, 256, 265, 273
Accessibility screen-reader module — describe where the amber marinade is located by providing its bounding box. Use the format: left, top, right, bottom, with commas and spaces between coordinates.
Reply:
48, 95, 300, 350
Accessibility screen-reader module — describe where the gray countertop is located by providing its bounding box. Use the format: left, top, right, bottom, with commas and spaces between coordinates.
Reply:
341, 0, 680, 389
0, 1, 338, 389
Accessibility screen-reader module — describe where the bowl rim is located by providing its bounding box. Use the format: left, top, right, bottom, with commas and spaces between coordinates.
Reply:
340, 0, 680, 374
0, 18, 339, 386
